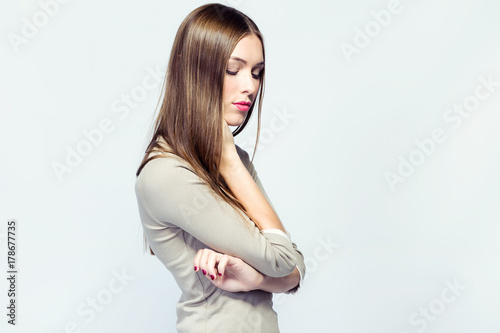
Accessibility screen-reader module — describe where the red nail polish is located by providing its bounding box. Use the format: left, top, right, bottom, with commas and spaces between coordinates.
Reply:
210, 275, 215, 280
202, 270, 207, 275
194, 266, 197, 271
218, 273, 222, 276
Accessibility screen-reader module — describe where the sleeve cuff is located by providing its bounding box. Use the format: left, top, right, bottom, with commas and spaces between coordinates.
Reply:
296, 265, 304, 282
261, 228, 291, 241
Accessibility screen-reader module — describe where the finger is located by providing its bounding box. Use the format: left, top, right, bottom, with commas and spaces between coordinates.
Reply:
199, 249, 211, 276
217, 254, 229, 277
193, 249, 202, 272
206, 251, 218, 281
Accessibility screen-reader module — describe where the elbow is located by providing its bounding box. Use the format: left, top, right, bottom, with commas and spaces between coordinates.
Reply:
257, 229, 298, 277
262, 250, 297, 278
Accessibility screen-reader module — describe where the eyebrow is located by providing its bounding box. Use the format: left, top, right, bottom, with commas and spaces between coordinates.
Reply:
230, 56, 265, 66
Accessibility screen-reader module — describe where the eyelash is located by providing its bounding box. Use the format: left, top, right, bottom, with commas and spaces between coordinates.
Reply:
226, 70, 261, 79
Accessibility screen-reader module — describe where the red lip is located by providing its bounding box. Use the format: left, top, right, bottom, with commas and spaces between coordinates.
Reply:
233, 101, 252, 106
232, 101, 252, 112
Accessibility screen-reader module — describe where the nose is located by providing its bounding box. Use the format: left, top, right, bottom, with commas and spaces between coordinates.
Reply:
240, 71, 257, 96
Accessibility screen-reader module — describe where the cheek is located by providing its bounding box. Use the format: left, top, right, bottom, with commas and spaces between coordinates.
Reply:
254, 81, 260, 92
222, 77, 235, 101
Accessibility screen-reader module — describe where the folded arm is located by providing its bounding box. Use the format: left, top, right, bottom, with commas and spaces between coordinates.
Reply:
234, 145, 306, 294
194, 248, 301, 294
194, 145, 306, 293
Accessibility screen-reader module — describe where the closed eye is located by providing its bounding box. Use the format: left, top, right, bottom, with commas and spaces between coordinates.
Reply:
226, 69, 262, 80
253, 68, 264, 79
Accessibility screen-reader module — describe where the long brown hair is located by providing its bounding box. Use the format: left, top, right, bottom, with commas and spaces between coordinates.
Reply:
136, 4, 265, 255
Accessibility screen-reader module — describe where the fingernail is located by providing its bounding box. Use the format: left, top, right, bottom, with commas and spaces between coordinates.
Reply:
202, 269, 207, 275
194, 266, 197, 271
218, 273, 222, 276
210, 275, 215, 280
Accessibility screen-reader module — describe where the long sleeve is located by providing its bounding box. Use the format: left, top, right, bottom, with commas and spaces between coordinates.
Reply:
236, 146, 306, 293
135, 148, 298, 278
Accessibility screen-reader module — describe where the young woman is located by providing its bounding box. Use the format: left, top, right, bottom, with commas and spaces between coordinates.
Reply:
135, 4, 305, 332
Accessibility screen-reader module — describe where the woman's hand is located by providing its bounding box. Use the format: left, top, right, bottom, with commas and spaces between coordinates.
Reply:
193, 248, 264, 292
220, 119, 241, 171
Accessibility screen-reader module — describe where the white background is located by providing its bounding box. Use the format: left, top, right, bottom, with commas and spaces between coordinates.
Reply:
1, 0, 499, 332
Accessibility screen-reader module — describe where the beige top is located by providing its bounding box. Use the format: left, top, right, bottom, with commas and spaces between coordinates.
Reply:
135, 142, 305, 333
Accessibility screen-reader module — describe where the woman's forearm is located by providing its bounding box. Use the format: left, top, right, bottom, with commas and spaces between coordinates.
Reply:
220, 157, 286, 233
196, 248, 301, 294
257, 267, 300, 293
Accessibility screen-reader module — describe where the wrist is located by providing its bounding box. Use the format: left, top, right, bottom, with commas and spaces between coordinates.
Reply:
252, 271, 266, 291
220, 154, 244, 175
256, 268, 300, 293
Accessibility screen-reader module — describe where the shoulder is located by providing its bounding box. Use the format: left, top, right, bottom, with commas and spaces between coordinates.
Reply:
136, 145, 253, 198
135, 155, 197, 198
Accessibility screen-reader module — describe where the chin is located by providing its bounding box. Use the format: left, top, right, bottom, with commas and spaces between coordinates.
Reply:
224, 115, 246, 127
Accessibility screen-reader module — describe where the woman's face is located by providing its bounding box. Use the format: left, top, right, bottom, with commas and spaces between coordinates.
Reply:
222, 34, 264, 126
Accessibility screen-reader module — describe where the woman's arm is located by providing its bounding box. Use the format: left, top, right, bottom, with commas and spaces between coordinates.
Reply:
220, 158, 286, 233
219, 120, 306, 292
259, 267, 301, 293
194, 248, 301, 294
220, 121, 286, 233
